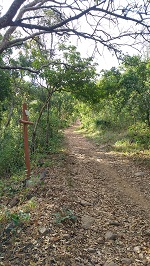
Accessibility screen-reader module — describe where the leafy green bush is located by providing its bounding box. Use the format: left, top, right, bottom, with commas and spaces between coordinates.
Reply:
95, 119, 111, 129
128, 123, 150, 149
0, 130, 24, 176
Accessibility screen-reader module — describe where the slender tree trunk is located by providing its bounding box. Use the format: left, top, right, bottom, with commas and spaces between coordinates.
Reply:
31, 91, 52, 153
5, 100, 14, 128
46, 99, 51, 147
146, 110, 150, 127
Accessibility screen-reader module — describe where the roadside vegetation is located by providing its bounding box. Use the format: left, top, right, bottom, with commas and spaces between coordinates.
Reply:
78, 109, 150, 166
77, 55, 150, 166
0, 2, 150, 264
1, 51, 150, 179
0, 44, 150, 236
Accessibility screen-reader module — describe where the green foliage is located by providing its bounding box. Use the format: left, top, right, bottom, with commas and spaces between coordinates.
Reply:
0, 129, 24, 176
31, 113, 64, 154
78, 89, 150, 157
128, 123, 150, 149
0, 208, 30, 236
23, 198, 37, 212
98, 67, 121, 98
31, 44, 100, 104
52, 92, 78, 125
79, 103, 150, 159
53, 208, 77, 224
120, 59, 150, 126
122, 55, 141, 67
95, 119, 111, 129
0, 57, 11, 123
97, 55, 150, 126
0, 59, 11, 102
5, 209, 30, 226
0, 174, 28, 207
1, 38, 150, 180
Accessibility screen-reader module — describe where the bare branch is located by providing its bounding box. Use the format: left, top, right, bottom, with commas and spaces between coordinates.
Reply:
0, 0, 149, 64
8, 5, 150, 32
0, 65, 39, 73
11, 4, 98, 30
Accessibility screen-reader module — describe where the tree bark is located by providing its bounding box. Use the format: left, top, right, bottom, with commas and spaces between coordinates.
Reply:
31, 91, 52, 153
0, 0, 26, 29
46, 99, 51, 147
5, 101, 14, 128
146, 111, 150, 127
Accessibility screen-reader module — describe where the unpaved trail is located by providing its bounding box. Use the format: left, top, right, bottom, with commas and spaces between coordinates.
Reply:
65, 126, 150, 218
1, 125, 150, 266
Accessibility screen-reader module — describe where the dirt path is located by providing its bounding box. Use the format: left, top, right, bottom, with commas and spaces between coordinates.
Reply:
1, 125, 150, 266
66, 127, 150, 215
65, 126, 150, 217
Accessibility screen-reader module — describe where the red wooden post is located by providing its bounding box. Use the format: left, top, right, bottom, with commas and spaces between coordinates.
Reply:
19, 103, 33, 178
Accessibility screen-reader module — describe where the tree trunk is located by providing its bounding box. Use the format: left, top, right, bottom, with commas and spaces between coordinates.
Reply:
46, 99, 51, 147
5, 100, 14, 128
0, 0, 26, 29
146, 111, 150, 127
31, 91, 52, 153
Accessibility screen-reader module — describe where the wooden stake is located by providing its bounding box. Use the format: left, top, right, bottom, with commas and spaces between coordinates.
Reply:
19, 103, 33, 178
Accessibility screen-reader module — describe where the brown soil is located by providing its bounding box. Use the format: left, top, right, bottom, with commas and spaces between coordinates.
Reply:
0, 125, 150, 266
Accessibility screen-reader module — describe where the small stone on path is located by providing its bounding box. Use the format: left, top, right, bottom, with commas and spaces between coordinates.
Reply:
81, 215, 94, 229
133, 246, 141, 253
104, 262, 119, 266
79, 199, 93, 206
105, 231, 118, 241
38, 226, 47, 234
134, 172, 146, 177
122, 258, 132, 265
109, 220, 121, 226
144, 229, 150, 236
39, 170, 48, 180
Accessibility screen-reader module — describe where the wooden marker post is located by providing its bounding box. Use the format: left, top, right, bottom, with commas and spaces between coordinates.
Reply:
19, 103, 33, 178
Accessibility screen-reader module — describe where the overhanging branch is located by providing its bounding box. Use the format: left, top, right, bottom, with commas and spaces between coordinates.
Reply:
0, 0, 26, 29
0, 65, 39, 73
10, 6, 150, 32
0, 0, 149, 58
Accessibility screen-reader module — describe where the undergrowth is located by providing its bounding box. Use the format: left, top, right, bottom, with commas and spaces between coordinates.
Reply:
53, 207, 77, 224
0, 129, 66, 236
78, 120, 150, 167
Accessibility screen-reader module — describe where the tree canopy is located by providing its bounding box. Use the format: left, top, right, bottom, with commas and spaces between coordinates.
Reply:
97, 55, 150, 126
0, 0, 150, 68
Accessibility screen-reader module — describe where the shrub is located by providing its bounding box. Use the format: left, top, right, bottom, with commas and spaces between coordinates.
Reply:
128, 122, 150, 149
95, 119, 111, 129
0, 130, 24, 176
